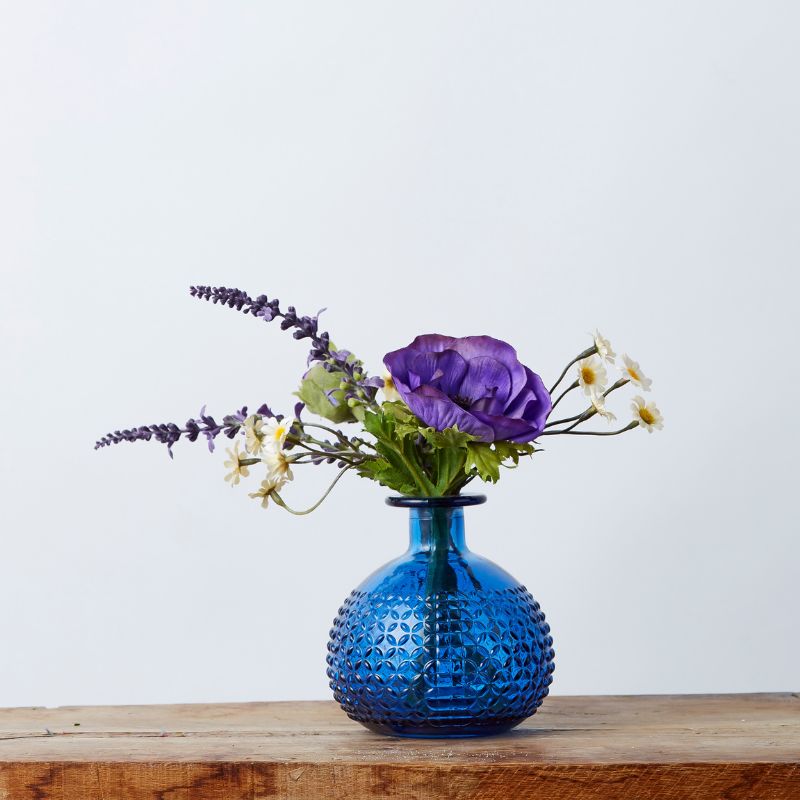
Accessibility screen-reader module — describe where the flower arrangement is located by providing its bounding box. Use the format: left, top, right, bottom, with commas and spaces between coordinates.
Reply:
96, 286, 663, 512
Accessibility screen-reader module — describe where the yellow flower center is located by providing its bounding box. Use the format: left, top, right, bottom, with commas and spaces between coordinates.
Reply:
628, 367, 640, 382
639, 407, 655, 425
581, 366, 596, 385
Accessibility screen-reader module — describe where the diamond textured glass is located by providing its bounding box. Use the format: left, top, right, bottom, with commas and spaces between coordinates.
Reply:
326, 495, 555, 738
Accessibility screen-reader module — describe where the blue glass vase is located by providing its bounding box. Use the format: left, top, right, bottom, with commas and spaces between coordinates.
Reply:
326, 495, 555, 738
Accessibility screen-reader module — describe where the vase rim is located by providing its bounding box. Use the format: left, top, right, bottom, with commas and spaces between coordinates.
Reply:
385, 494, 487, 508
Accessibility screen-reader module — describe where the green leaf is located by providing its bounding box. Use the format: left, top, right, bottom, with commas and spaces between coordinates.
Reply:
465, 442, 502, 483
432, 447, 468, 494
421, 426, 475, 450
381, 401, 416, 423
360, 410, 437, 496
493, 440, 537, 466
356, 458, 418, 495
363, 409, 395, 440
295, 364, 356, 424
394, 421, 424, 438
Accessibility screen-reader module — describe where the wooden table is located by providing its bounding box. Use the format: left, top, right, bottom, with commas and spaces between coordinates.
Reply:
0, 694, 797, 799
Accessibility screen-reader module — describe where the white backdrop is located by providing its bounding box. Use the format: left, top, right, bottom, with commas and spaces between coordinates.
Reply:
1, 1, 798, 708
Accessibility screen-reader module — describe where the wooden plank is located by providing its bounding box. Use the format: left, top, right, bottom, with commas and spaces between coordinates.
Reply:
0, 694, 797, 799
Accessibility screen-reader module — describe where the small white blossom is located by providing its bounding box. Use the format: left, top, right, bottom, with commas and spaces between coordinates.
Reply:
590, 392, 616, 423
263, 416, 292, 451
248, 476, 285, 509
620, 354, 652, 391
631, 395, 663, 432
593, 330, 616, 363
577, 356, 608, 397
264, 448, 294, 483
223, 440, 250, 486
243, 415, 266, 455
382, 371, 401, 404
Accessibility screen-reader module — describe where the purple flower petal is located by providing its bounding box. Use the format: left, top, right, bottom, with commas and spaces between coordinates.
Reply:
405, 385, 494, 441
383, 347, 416, 393
505, 368, 551, 422
469, 394, 507, 417
405, 334, 458, 353
409, 350, 468, 396
459, 356, 512, 406
384, 335, 551, 443
469, 411, 538, 443
449, 336, 528, 398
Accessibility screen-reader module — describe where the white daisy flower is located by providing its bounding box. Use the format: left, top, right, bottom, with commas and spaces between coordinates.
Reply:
223, 440, 250, 486
620, 354, 653, 391
593, 330, 616, 363
243, 415, 266, 455
248, 476, 285, 509
577, 356, 608, 397
382, 371, 401, 404
264, 448, 294, 483
590, 392, 617, 423
262, 416, 292, 451
631, 395, 663, 432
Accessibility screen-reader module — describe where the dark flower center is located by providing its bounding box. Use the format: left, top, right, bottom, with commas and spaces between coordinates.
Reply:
452, 395, 473, 410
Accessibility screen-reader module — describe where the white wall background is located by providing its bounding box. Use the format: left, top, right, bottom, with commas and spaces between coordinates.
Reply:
1, 1, 797, 709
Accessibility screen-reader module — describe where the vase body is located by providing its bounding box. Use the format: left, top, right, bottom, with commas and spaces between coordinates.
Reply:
326, 496, 555, 738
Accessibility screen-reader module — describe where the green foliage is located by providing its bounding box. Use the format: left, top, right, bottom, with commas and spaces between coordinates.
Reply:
358, 410, 434, 495
421, 426, 475, 449
380, 402, 416, 423
466, 440, 539, 483
465, 442, 501, 483
492, 440, 537, 465
356, 407, 539, 495
295, 364, 356, 424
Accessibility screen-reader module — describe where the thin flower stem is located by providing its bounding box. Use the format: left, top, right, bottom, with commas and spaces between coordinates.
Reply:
549, 347, 596, 395
271, 466, 353, 515
560, 412, 596, 433
540, 422, 639, 436
290, 433, 337, 450
298, 422, 352, 448
295, 423, 377, 456
287, 433, 345, 454
545, 378, 631, 430
550, 380, 579, 412
292, 444, 367, 465
544, 410, 586, 428
605, 378, 630, 394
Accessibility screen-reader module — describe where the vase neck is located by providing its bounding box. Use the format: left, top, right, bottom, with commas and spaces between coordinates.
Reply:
407, 507, 467, 554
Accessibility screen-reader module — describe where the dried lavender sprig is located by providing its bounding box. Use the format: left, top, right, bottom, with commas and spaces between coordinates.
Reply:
94, 404, 273, 456
189, 285, 382, 406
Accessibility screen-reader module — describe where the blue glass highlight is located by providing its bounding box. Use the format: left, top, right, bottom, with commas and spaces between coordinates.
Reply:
327, 495, 555, 738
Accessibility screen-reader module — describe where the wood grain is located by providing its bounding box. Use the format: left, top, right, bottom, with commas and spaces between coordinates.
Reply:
0, 694, 797, 799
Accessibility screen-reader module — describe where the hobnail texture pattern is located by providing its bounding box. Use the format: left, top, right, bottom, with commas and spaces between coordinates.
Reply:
327, 517, 555, 738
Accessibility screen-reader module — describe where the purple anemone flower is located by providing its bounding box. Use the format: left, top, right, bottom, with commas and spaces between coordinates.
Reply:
383, 335, 552, 443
